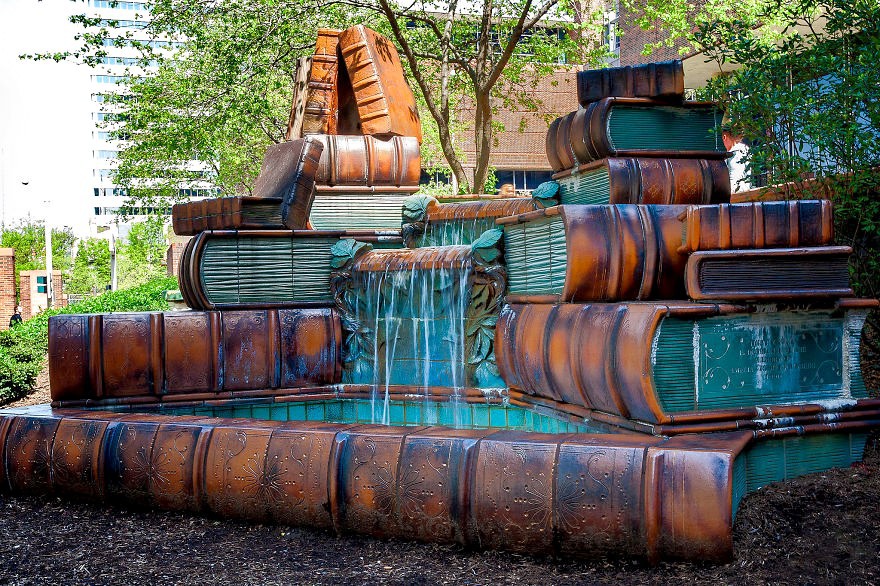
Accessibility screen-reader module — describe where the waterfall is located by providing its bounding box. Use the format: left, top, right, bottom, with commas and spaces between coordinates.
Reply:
348, 246, 473, 425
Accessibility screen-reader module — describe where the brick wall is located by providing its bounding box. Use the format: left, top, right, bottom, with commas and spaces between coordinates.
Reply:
166, 236, 191, 278
617, 1, 705, 66
0, 248, 16, 330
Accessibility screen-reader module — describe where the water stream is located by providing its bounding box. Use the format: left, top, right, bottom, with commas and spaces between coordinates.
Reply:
349, 247, 473, 424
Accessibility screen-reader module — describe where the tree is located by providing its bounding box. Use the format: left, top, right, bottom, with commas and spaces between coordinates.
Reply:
27, 0, 609, 204
356, 0, 609, 192
117, 217, 168, 289
0, 222, 75, 284
68, 237, 111, 295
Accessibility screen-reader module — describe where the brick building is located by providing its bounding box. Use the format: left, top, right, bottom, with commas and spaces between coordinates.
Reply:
19, 270, 66, 320
614, 0, 736, 87
448, 68, 578, 193
165, 234, 191, 278
0, 249, 16, 329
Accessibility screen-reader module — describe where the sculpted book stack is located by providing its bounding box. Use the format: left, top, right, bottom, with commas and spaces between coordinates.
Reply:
18, 54, 876, 563
493, 59, 876, 439
169, 25, 420, 312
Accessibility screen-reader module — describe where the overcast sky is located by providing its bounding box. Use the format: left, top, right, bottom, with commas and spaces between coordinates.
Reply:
0, 0, 99, 236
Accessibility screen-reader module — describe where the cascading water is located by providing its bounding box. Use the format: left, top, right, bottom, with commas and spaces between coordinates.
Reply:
422, 217, 494, 246
346, 246, 473, 425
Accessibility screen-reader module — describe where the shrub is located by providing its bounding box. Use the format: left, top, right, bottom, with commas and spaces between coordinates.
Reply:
0, 276, 178, 404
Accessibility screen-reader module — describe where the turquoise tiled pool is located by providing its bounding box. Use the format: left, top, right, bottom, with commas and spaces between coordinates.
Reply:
126, 398, 598, 434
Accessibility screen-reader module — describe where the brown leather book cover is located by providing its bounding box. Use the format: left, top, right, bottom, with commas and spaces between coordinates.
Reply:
303, 29, 341, 134
552, 157, 731, 205
679, 200, 834, 252
685, 246, 853, 301
47, 309, 342, 402
546, 98, 728, 171
171, 196, 284, 236
498, 204, 689, 302
494, 299, 877, 424
577, 60, 684, 105
338, 25, 422, 142
250, 137, 324, 229
312, 134, 420, 187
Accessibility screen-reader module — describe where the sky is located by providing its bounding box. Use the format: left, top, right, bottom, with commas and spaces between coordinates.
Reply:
0, 0, 100, 236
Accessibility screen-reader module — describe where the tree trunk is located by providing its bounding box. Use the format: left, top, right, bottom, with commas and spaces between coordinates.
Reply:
472, 89, 494, 193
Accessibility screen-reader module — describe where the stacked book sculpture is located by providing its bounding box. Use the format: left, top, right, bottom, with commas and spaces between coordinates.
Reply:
1, 54, 876, 564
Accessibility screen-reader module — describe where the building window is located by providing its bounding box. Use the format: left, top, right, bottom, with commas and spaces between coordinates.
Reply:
102, 38, 184, 49
93, 75, 128, 84
604, 9, 620, 54
98, 19, 149, 29
100, 56, 158, 67
95, 150, 119, 159
90, 1, 149, 10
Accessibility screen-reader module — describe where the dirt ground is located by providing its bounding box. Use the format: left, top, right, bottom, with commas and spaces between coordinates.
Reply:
0, 435, 876, 585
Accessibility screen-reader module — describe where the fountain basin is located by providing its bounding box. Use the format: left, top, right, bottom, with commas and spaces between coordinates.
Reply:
0, 397, 871, 562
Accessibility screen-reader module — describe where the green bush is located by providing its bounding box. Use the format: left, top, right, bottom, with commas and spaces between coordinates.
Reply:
0, 276, 178, 404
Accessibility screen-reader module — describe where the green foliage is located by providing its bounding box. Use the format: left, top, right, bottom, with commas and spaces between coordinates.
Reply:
67, 237, 112, 295
26, 0, 612, 207
0, 276, 178, 404
0, 222, 75, 285
118, 218, 168, 288
687, 0, 880, 348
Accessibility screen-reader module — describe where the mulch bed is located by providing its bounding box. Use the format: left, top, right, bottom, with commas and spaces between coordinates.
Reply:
0, 437, 877, 585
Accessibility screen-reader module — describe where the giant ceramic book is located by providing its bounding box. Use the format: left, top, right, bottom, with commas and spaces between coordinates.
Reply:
546, 98, 728, 171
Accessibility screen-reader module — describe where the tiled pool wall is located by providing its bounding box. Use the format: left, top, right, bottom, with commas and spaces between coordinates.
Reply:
104, 397, 598, 434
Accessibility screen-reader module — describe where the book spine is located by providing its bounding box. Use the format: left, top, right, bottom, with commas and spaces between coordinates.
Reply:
505, 204, 688, 302
577, 60, 684, 105
547, 103, 612, 170
313, 135, 421, 187
0, 410, 749, 561
302, 29, 341, 134
48, 309, 342, 402
684, 246, 853, 301
337, 25, 422, 142
173, 198, 282, 235
605, 158, 731, 205
281, 136, 323, 229
495, 302, 720, 423
545, 116, 564, 171
171, 201, 193, 236
681, 200, 835, 252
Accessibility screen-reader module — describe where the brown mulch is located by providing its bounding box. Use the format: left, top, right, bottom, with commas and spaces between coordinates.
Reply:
0, 438, 877, 585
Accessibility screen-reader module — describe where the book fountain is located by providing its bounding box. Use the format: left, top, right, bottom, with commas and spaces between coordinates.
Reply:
2, 32, 877, 563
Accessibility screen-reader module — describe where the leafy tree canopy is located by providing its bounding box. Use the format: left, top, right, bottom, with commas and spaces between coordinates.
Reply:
26, 0, 609, 201
0, 222, 75, 284
67, 237, 111, 295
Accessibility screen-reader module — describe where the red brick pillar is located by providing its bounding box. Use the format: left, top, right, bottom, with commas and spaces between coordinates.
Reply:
0, 248, 16, 329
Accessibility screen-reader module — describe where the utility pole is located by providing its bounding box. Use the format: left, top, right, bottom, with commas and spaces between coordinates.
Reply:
44, 199, 53, 309
109, 228, 118, 291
